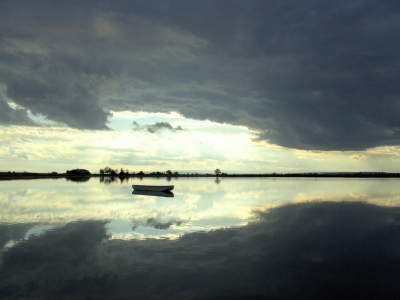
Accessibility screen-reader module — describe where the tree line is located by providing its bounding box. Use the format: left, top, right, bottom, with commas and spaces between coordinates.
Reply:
99, 167, 180, 176
99, 167, 224, 177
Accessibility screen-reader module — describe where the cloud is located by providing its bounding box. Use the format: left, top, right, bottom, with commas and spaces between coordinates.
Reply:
0, 98, 37, 126
6, 82, 112, 130
132, 121, 186, 133
133, 217, 184, 230
0, 1, 399, 150
350, 154, 368, 160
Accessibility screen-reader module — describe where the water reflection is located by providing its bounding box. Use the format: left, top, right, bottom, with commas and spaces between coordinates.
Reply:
1, 178, 400, 241
66, 176, 91, 183
132, 190, 174, 197
1, 202, 400, 299
99, 176, 118, 184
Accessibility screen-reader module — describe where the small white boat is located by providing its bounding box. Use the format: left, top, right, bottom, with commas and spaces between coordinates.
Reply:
132, 185, 174, 192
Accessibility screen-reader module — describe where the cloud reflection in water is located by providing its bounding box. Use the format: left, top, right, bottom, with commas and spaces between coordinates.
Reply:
1, 201, 400, 299
1, 178, 400, 241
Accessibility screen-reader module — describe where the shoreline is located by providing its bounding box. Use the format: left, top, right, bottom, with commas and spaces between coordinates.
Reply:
1, 172, 400, 181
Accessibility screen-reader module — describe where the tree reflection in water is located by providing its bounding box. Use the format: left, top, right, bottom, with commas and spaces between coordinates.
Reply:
99, 176, 117, 185
65, 177, 91, 183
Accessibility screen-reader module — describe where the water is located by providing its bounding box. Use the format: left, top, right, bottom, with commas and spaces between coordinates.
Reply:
1, 177, 400, 299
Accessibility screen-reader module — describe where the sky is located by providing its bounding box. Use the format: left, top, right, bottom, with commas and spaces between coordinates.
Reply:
0, 0, 400, 173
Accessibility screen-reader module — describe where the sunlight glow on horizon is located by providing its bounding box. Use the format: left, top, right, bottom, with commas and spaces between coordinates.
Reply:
1, 109, 400, 174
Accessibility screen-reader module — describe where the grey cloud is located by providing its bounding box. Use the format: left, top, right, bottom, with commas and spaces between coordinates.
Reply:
0, 1, 399, 150
6, 82, 112, 130
0, 0, 203, 130
141, 217, 184, 230
108, 0, 400, 150
0, 98, 37, 126
350, 154, 368, 160
133, 121, 186, 134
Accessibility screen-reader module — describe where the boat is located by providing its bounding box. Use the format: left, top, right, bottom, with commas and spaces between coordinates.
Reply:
132, 190, 174, 197
132, 185, 174, 192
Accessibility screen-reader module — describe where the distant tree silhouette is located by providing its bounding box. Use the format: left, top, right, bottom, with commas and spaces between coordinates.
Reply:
102, 166, 113, 174
166, 170, 172, 176
66, 169, 91, 175
101, 166, 118, 175
215, 168, 221, 177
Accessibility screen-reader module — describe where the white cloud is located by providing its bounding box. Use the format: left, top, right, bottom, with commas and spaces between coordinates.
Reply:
350, 154, 368, 160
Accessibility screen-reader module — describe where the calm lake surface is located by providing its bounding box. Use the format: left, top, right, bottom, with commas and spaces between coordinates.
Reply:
1, 177, 400, 299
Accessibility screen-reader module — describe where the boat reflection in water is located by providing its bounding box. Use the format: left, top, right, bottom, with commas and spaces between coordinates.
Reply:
132, 185, 174, 192
132, 190, 174, 197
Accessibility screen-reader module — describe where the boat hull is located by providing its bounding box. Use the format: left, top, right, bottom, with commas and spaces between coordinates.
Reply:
132, 185, 174, 192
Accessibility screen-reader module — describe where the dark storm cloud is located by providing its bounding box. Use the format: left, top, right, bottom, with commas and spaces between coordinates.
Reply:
6, 82, 111, 129
0, 97, 37, 126
0, 0, 399, 150
132, 121, 186, 133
